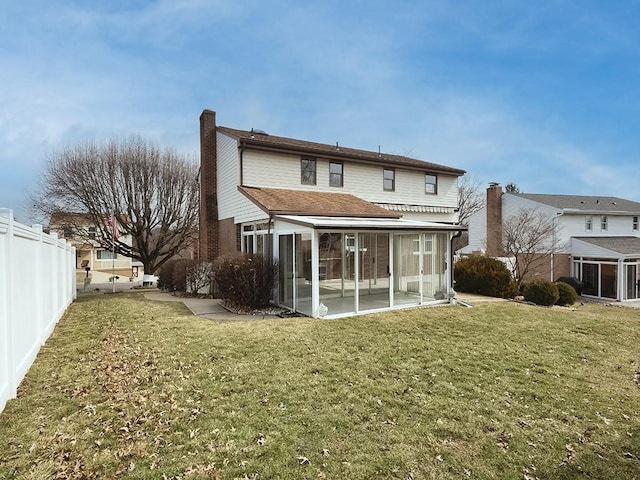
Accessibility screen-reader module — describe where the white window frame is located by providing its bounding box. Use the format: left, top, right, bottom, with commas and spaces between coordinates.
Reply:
585, 215, 592, 232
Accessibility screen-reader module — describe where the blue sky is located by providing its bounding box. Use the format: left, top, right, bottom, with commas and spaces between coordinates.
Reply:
2, 0, 639, 223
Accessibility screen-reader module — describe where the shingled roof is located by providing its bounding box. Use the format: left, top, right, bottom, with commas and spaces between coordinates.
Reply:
218, 126, 465, 175
513, 193, 640, 214
573, 236, 640, 255
238, 186, 402, 218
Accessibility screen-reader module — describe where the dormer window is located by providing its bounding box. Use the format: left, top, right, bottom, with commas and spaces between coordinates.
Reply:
425, 174, 437, 194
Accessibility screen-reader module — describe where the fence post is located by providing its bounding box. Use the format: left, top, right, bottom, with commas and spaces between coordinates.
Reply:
0, 209, 15, 412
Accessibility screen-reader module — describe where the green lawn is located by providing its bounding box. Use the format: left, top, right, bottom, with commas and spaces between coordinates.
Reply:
1, 292, 639, 479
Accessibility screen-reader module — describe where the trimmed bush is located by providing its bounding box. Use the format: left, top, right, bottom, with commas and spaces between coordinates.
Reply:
555, 281, 578, 306
213, 254, 278, 309
522, 280, 559, 306
454, 255, 517, 298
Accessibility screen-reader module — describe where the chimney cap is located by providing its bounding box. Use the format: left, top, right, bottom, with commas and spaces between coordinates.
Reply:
489, 182, 500, 187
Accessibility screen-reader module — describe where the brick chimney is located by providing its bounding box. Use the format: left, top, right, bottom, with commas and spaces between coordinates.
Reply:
486, 182, 503, 256
199, 109, 219, 262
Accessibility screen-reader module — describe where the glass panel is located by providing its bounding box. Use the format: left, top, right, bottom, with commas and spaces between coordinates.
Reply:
329, 163, 343, 187
625, 264, 638, 300
601, 263, 617, 299
319, 233, 354, 316
422, 233, 447, 300
393, 233, 421, 306
295, 233, 313, 316
358, 233, 390, 311
301, 158, 316, 185
581, 263, 598, 296
278, 234, 294, 308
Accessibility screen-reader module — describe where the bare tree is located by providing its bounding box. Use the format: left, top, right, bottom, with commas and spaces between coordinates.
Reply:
453, 176, 485, 252
501, 207, 560, 286
505, 182, 520, 193
32, 137, 199, 275
458, 175, 485, 226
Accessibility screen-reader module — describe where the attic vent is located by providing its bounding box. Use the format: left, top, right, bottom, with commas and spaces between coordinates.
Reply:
612, 201, 617, 205
250, 128, 269, 136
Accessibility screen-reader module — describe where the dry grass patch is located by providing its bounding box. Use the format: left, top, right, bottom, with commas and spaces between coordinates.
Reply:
1, 292, 639, 479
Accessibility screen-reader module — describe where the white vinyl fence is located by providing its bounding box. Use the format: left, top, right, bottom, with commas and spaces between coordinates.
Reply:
0, 209, 76, 414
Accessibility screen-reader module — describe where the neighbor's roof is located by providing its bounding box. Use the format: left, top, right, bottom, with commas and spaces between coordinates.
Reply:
512, 193, 640, 214
238, 186, 401, 218
573, 236, 640, 255
218, 126, 465, 175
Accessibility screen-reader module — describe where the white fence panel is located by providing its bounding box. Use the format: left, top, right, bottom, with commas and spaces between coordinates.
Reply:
0, 209, 76, 414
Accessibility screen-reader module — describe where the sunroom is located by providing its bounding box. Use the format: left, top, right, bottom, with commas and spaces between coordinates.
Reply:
571, 237, 640, 302
239, 186, 463, 319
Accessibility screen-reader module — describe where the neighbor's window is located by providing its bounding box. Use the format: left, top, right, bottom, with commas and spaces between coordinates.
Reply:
383, 168, 395, 191
301, 157, 316, 185
425, 174, 437, 194
62, 225, 73, 239
633, 216, 639, 231
88, 226, 96, 239
585, 215, 593, 231
96, 250, 117, 260
329, 162, 343, 187
600, 215, 608, 231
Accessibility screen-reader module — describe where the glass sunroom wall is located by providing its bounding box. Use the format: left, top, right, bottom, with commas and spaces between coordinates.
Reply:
294, 233, 313, 316
357, 233, 390, 311
422, 233, 448, 300
393, 233, 422, 307
318, 232, 356, 316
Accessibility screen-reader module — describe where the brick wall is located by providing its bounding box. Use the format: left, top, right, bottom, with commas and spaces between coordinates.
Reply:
199, 109, 219, 262
486, 183, 503, 257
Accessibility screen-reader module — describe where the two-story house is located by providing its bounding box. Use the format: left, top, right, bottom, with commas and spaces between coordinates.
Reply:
50, 212, 141, 284
462, 183, 640, 302
199, 109, 466, 318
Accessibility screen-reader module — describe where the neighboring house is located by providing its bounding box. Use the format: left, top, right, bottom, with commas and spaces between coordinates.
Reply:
50, 212, 142, 283
462, 183, 640, 302
199, 109, 466, 318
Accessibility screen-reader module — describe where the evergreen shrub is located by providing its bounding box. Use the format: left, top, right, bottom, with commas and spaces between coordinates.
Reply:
454, 255, 517, 298
522, 280, 559, 306
554, 281, 578, 306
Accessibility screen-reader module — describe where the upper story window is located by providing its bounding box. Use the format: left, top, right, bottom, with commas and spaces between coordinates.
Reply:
600, 215, 608, 231
62, 225, 73, 239
329, 162, 343, 187
383, 168, 395, 191
301, 157, 316, 185
585, 215, 592, 231
633, 216, 639, 231
88, 226, 96, 240
425, 174, 437, 194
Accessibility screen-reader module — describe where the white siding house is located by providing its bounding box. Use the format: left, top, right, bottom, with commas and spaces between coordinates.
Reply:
462, 184, 640, 302
199, 110, 466, 318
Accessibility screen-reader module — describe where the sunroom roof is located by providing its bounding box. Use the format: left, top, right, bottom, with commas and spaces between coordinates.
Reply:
276, 215, 466, 231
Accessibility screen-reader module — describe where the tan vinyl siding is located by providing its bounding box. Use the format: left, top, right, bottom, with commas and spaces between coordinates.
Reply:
241, 150, 459, 209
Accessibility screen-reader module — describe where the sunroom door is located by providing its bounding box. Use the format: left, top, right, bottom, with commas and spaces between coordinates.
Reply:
393, 233, 422, 307
358, 233, 390, 311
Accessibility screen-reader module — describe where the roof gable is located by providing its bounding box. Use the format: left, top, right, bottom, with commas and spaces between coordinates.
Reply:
238, 186, 401, 218
218, 126, 465, 175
